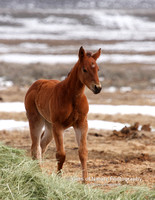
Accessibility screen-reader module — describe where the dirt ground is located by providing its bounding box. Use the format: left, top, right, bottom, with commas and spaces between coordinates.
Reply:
0, 87, 155, 190
0, 123, 154, 190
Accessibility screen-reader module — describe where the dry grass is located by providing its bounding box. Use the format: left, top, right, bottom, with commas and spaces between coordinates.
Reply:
0, 143, 155, 200
0, 112, 27, 121
0, 60, 155, 91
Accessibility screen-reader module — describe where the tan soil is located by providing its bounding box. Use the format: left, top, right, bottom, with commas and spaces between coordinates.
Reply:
0, 127, 154, 190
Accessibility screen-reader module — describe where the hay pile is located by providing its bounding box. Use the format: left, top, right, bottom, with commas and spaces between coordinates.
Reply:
0, 144, 154, 200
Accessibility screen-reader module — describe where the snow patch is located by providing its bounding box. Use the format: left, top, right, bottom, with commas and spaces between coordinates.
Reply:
89, 104, 155, 116
0, 77, 13, 90
104, 86, 117, 93
88, 120, 129, 131
0, 102, 25, 112
1, 102, 155, 117
0, 119, 127, 131
120, 87, 132, 93
0, 120, 28, 131
0, 53, 155, 64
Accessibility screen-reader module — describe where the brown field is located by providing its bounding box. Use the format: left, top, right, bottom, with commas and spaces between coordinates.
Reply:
0, 84, 155, 190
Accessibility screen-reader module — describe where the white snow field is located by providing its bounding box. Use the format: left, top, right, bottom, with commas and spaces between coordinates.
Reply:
1, 102, 155, 116
0, 102, 155, 130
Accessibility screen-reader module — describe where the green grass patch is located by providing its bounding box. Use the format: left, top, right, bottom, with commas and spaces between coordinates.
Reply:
0, 143, 154, 200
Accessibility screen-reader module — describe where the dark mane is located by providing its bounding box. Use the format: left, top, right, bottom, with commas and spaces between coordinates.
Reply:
67, 71, 71, 77
67, 68, 73, 77
86, 52, 92, 57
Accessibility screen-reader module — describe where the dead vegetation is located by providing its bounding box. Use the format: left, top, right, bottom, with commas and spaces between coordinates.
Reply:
111, 122, 152, 139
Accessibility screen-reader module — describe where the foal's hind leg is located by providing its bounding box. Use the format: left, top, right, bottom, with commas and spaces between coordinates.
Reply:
53, 124, 66, 173
40, 120, 53, 155
27, 111, 44, 161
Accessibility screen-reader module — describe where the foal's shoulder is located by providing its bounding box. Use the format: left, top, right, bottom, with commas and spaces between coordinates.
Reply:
76, 94, 89, 114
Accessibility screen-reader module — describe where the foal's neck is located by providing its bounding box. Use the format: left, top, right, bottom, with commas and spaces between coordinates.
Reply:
64, 61, 85, 97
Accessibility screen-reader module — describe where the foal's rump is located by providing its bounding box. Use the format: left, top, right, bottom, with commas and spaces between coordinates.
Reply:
25, 79, 59, 122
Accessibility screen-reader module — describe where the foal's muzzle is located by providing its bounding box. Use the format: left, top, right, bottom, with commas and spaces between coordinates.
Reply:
93, 84, 102, 94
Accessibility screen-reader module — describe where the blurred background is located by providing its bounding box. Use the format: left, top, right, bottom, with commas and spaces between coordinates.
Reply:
0, 0, 155, 104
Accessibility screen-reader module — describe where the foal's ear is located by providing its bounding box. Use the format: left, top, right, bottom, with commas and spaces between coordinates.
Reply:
79, 46, 86, 60
92, 48, 101, 61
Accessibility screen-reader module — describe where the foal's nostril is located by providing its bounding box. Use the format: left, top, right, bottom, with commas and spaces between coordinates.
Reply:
94, 84, 102, 94
95, 85, 98, 90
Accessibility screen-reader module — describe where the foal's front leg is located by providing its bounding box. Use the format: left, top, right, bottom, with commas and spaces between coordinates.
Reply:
74, 119, 88, 183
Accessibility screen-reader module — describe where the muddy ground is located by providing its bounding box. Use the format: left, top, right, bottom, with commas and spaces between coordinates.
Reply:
0, 85, 155, 190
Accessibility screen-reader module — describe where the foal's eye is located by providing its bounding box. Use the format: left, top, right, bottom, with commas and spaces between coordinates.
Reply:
83, 68, 87, 73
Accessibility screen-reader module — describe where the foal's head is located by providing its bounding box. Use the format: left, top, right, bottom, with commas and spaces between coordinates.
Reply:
78, 46, 102, 94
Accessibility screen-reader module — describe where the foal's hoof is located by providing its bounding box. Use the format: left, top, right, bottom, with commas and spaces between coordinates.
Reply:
57, 169, 63, 177
82, 179, 87, 184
